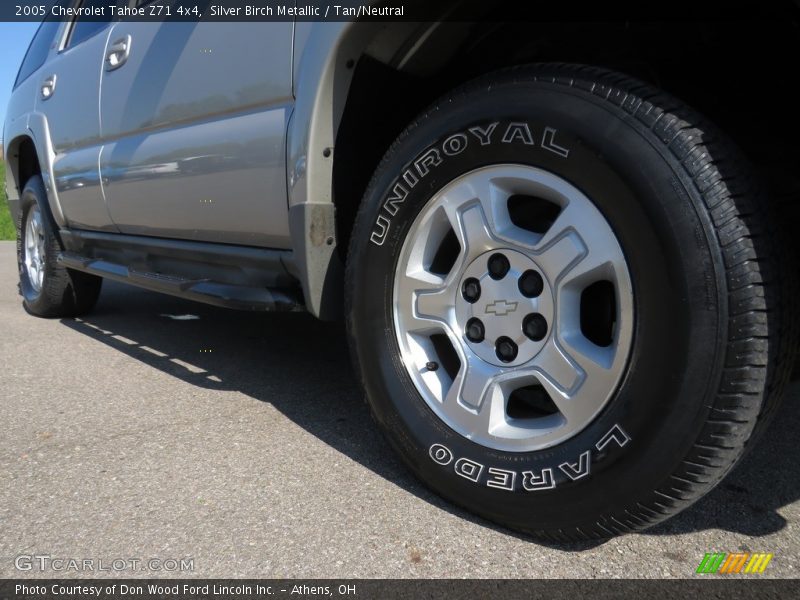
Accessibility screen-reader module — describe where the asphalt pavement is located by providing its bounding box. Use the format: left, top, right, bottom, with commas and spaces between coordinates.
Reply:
1, 241, 799, 578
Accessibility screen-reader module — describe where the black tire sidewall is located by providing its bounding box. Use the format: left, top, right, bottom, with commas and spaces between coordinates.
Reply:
347, 81, 726, 530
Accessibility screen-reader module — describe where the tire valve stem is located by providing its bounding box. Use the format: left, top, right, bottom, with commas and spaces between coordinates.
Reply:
425, 361, 439, 372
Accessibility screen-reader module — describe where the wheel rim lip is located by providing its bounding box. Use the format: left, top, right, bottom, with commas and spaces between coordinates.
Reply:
24, 206, 45, 293
391, 163, 634, 453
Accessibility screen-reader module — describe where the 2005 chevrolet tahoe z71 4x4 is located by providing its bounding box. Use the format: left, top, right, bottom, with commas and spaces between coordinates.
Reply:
4, 0, 799, 541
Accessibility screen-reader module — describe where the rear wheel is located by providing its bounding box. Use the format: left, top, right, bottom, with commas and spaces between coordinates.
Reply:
17, 175, 102, 318
346, 64, 796, 540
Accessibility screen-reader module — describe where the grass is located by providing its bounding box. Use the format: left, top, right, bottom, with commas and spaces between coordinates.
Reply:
0, 160, 17, 240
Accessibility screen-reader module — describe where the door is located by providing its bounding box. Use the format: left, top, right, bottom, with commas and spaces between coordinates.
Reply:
36, 0, 119, 231
99, 15, 295, 248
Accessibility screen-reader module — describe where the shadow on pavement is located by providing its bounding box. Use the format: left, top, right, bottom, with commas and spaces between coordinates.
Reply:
60, 280, 800, 549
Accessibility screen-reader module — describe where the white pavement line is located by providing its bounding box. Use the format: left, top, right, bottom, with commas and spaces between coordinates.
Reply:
169, 357, 207, 374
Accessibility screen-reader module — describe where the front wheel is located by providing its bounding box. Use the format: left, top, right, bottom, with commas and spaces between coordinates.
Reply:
345, 65, 796, 540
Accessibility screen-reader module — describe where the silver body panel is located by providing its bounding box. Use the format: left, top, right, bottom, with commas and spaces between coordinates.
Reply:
35, 23, 116, 231
99, 22, 294, 248
4, 17, 366, 316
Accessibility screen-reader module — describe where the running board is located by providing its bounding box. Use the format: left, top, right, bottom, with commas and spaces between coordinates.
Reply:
58, 252, 305, 312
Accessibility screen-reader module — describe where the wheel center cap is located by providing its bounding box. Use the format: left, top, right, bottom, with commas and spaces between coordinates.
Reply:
456, 249, 554, 367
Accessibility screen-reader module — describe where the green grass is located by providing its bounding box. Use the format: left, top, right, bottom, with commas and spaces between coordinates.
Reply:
0, 160, 17, 240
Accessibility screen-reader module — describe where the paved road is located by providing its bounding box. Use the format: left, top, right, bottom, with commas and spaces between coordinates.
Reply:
1, 241, 798, 579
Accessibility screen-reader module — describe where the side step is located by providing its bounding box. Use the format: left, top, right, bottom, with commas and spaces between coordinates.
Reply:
58, 252, 305, 312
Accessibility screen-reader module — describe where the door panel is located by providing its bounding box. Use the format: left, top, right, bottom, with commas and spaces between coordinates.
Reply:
99, 22, 294, 248
36, 19, 116, 231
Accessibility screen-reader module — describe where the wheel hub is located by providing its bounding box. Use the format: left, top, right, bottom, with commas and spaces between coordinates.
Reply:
456, 249, 554, 368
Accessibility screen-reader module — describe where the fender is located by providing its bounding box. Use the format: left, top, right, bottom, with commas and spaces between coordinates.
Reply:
4, 112, 65, 231
24, 112, 66, 228
287, 21, 378, 319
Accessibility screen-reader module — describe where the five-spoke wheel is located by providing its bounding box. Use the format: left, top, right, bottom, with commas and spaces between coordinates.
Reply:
393, 165, 633, 452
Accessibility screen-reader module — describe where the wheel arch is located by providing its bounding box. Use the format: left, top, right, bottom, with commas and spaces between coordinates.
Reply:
287, 14, 482, 319
4, 134, 41, 227
4, 114, 65, 232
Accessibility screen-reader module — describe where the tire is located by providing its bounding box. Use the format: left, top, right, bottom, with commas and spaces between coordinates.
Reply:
345, 64, 797, 541
17, 175, 102, 318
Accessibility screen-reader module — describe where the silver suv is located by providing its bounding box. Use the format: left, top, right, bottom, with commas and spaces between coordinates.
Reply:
4, 2, 799, 541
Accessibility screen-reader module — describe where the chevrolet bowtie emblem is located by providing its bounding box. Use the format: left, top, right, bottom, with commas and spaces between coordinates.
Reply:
485, 300, 519, 316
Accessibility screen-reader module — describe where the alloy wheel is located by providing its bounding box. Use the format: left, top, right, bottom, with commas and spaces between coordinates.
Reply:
393, 164, 634, 452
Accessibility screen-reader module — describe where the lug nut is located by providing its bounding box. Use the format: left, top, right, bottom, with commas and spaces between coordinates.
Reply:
523, 313, 548, 341
519, 269, 544, 298
461, 277, 481, 303
465, 318, 485, 343
487, 253, 510, 280
495, 336, 518, 362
